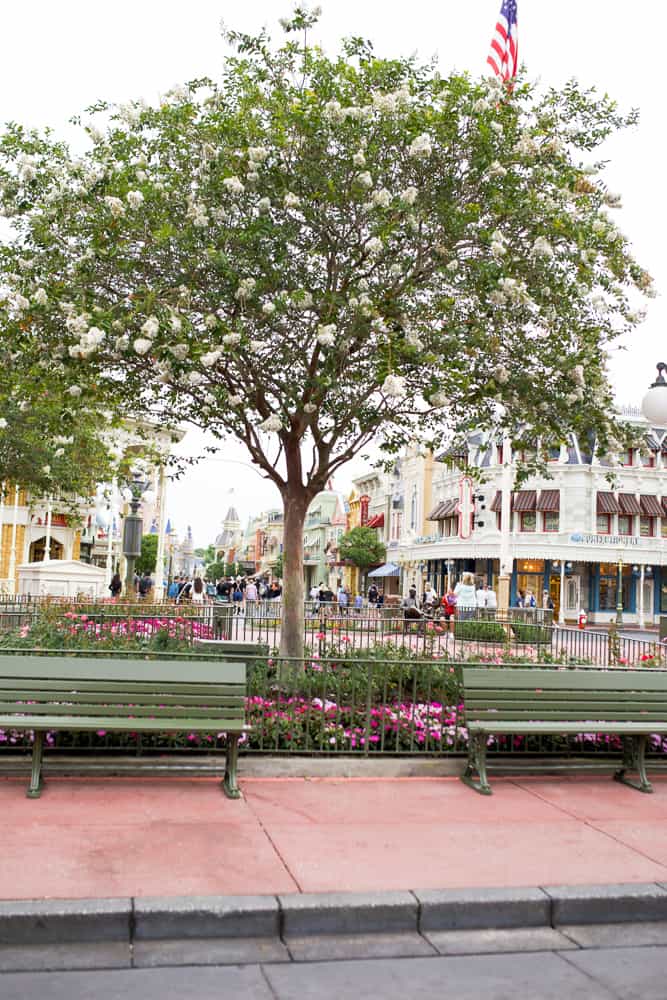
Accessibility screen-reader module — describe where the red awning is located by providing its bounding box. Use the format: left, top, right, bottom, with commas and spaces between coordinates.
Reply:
663, 497, 667, 516
512, 490, 537, 512
490, 490, 502, 513
640, 495, 662, 517
597, 492, 619, 514
427, 502, 446, 521
536, 490, 560, 512
441, 498, 459, 517
367, 513, 385, 529
619, 493, 641, 515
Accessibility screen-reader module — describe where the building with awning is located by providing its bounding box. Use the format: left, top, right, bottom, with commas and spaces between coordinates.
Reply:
368, 562, 400, 578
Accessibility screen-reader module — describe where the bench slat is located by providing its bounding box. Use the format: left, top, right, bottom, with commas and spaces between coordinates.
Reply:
462, 667, 667, 691
0, 680, 247, 697
468, 721, 667, 734
0, 656, 246, 684
0, 715, 247, 732
0, 691, 245, 708
467, 709, 667, 722
0, 703, 245, 719
466, 699, 667, 713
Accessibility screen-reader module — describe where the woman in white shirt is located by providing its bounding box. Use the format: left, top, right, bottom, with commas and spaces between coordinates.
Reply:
454, 573, 477, 620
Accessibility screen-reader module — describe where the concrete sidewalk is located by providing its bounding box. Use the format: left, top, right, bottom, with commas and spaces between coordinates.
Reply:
3, 772, 667, 899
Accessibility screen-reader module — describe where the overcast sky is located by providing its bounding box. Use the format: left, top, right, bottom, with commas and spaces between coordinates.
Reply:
2, 1, 663, 545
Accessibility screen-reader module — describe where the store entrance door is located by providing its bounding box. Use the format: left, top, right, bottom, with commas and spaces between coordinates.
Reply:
642, 579, 654, 622
563, 575, 581, 620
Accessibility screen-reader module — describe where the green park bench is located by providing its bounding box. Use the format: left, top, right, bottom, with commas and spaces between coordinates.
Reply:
460, 666, 667, 796
0, 654, 249, 800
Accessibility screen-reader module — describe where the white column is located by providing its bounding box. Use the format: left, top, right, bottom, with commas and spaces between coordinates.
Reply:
8, 486, 20, 593
638, 564, 645, 629
0, 482, 5, 585
498, 437, 513, 612
44, 499, 52, 562
105, 478, 118, 587
153, 466, 168, 600
559, 562, 566, 624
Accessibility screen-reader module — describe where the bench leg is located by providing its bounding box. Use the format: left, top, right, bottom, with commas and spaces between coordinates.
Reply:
27, 731, 45, 799
460, 732, 492, 795
614, 735, 653, 793
223, 733, 241, 799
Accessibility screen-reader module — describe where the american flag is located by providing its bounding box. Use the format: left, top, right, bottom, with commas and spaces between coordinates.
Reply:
487, 0, 518, 81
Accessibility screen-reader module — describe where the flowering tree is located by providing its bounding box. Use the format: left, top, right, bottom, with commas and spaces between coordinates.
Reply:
0, 9, 652, 655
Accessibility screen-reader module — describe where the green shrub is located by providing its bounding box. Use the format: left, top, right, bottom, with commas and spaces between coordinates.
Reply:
512, 624, 552, 645
454, 620, 507, 643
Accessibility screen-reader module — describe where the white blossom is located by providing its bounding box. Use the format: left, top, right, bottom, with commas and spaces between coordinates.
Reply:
324, 100, 344, 122
405, 331, 424, 350
316, 324, 336, 347
200, 350, 221, 368
429, 390, 449, 407
381, 374, 406, 398
13, 293, 30, 313
222, 332, 242, 347
188, 372, 205, 386
249, 340, 264, 353
283, 191, 301, 209
356, 171, 373, 189
353, 150, 366, 167
0, 418, 7, 429
293, 290, 313, 310
204, 314, 218, 329
490, 229, 507, 258
247, 171, 259, 185
366, 237, 383, 257
53, 448, 65, 458
487, 161, 507, 178
446, 260, 459, 273
262, 301, 276, 315
371, 187, 392, 208
33, 288, 48, 306
259, 414, 283, 433
572, 365, 586, 387
592, 218, 607, 235
222, 176, 245, 196
18, 156, 37, 182
604, 191, 622, 208
494, 365, 510, 383
532, 236, 554, 259
408, 133, 432, 158
141, 316, 160, 338
257, 197, 271, 214
133, 337, 152, 355
126, 190, 144, 209
170, 314, 182, 332
169, 344, 189, 361
389, 263, 403, 278
104, 196, 125, 218
67, 385, 82, 397
248, 146, 269, 163
514, 133, 538, 158
400, 186, 418, 206
42, 465, 51, 476
228, 394, 243, 405
235, 277, 256, 301
304, 403, 317, 414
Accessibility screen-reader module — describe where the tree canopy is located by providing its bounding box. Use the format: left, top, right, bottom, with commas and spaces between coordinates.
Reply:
0, 8, 651, 652
338, 525, 386, 571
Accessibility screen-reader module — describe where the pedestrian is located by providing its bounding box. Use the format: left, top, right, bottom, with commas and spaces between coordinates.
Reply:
177, 577, 192, 602
524, 589, 537, 608
337, 585, 348, 615
354, 593, 363, 615
516, 589, 526, 608
485, 585, 498, 611
167, 577, 180, 600
367, 583, 378, 606
441, 586, 458, 633
232, 581, 244, 613
376, 589, 384, 608
216, 577, 230, 601
138, 571, 153, 600
269, 580, 282, 600
401, 586, 422, 629
422, 582, 437, 610
542, 589, 554, 610
108, 572, 122, 599
454, 572, 477, 620
192, 575, 204, 604
245, 578, 258, 612
476, 581, 488, 609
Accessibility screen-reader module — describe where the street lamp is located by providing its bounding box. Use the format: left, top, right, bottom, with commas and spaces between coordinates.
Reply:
641, 362, 667, 427
121, 467, 154, 597
616, 556, 624, 629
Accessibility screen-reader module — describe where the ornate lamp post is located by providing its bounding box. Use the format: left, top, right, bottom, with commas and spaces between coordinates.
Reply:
641, 362, 667, 427
121, 468, 154, 597
616, 556, 624, 629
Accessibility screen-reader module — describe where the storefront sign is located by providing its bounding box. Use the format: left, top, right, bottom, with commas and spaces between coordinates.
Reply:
570, 532, 639, 547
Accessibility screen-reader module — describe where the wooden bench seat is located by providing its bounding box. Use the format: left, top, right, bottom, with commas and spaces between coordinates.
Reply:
0, 654, 248, 799
460, 666, 667, 795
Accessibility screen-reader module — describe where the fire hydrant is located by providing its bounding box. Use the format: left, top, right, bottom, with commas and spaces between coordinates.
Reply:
578, 609, 588, 630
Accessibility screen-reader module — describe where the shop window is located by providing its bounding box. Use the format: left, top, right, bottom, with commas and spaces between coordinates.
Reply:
496, 512, 502, 531
618, 514, 633, 535
520, 511, 536, 532
640, 516, 655, 538
642, 453, 656, 468
622, 449, 635, 467
596, 514, 611, 534
543, 511, 559, 532
662, 519, 667, 539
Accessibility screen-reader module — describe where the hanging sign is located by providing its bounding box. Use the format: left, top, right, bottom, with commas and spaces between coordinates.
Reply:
457, 476, 474, 540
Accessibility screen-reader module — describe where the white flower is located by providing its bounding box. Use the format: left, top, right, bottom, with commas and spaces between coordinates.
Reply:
259, 414, 283, 433
366, 237, 383, 257
0, 418, 7, 429
532, 236, 554, 259
400, 186, 418, 206
33, 288, 48, 306
283, 191, 301, 209
371, 188, 392, 209
126, 190, 144, 209
316, 324, 336, 347
262, 301, 276, 315
257, 197, 271, 214
228, 394, 243, 405
324, 100, 344, 122
572, 365, 586, 387
408, 133, 432, 158
222, 332, 242, 347
200, 350, 221, 368
54, 435, 73, 445
389, 263, 403, 278
223, 176, 245, 196
604, 191, 622, 208
104, 196, 125, 218
487, 161, 507, 178
382, 374, 406, 398
141, 316, 160, 338
473, 98, 491, 113
247, 171, 259, 185
18, 156, 37, 182
356, 171, 373, 189
248, 146, 269, 163
446, 260, 459, 273
429, 390, 449, 407
405, 331, 423, 350
489, 121, 503, 135
170, 314, 182, 332
293, 290, 313, 310
235, 277, 256, 301
188, 372, 205, 386
353, 150, 366, 167
304, 403, 317, 414
494, 365, 510, 383
67, 385, 82, 397
249, 340, 264, 353
514, 133, 538, 157
13, 293, 30, 313
42, 465, 51, 476
133, 338, 152, 355
53, 448, 65, 458
169, 344, 189, 361
592, 218, 607, 235
204, 314, 218, 329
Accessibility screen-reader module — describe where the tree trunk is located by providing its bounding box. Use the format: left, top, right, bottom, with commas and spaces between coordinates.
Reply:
279, 486, 309, 661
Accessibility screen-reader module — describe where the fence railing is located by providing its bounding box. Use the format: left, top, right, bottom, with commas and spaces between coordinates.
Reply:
1, 652, 666, 760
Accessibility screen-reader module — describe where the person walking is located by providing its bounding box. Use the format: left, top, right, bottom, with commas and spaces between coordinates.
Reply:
337, 585, 348, 615
441, 586, 458, 633
454, 572, 477, 620
476, 581, 488, 609
108, 572, 122, 599
245, 578, 258, 614
422, 582, 437, 611
138, 572, 153, 600
192, 575, 204, 604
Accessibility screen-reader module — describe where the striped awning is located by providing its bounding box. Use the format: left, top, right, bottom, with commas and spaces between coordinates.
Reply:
512, 490, 537, 512
619, 493, 641, 515
427, 499, 458, 520
490, 490, 503, 513
640, 495, 662, 517
536, 490, 560, 512
366, 513, 385, 529
427, 501, 447, 521
663, 497, 667, 515
597, 492, 619, 514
